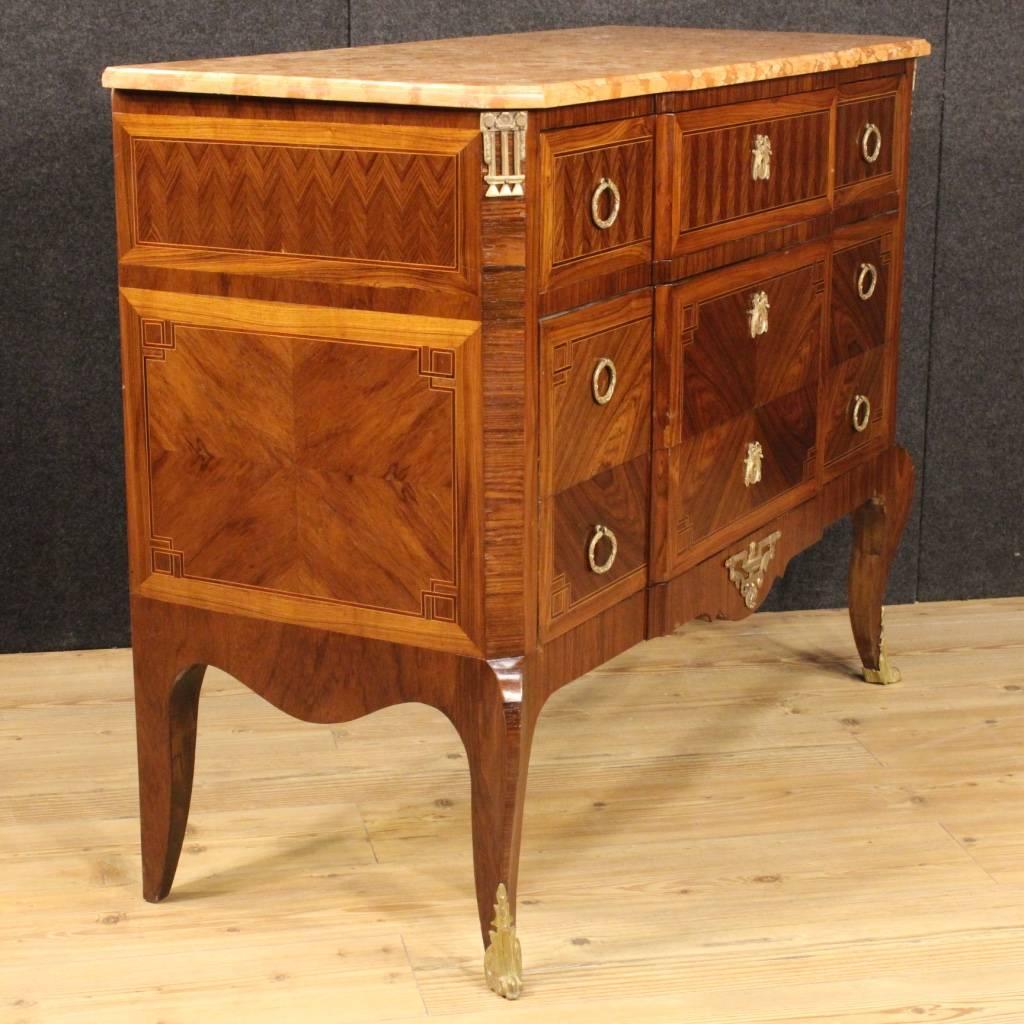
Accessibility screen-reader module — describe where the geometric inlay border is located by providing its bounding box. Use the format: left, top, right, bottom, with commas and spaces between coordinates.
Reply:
422, 578, 458, 622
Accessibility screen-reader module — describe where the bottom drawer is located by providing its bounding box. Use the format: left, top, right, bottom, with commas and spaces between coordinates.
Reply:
653, 386, 817, 579
541, 455, 649, 639
823, 347, 889, 473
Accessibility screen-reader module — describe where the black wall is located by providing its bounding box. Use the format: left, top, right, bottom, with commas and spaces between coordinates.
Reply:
0, 2, 1019, 654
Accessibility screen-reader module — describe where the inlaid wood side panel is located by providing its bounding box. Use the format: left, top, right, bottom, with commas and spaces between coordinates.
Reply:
830, 225, 893, 365
539, 116, 654, 292
541, 456, 649, 640
822, 346, 889, 474
658, 91, 832, 259
540, 291, 652, 495
132, 140, 458, 268
119, 288, 484, 655
652, 386, 817, 579
114, 113, 480, 298
656, 242, 827, 449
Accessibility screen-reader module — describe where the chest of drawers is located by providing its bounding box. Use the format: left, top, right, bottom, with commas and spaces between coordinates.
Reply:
103, 25, 930, 998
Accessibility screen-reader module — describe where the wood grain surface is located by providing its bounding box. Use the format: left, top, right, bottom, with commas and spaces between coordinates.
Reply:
114, 109, 481, 307
118, 289, 484, 655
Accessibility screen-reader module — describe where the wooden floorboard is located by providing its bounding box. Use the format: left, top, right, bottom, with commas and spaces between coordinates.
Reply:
1, 597, 1022, 1022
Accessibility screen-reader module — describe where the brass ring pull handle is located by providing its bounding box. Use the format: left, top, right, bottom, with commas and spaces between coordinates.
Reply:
590, 177, 621, 229
852, 393, 872, 433
861, 122, 883, 164
587, 523, 618, 575
857, 261, 878, 301
591, 357, 617, 405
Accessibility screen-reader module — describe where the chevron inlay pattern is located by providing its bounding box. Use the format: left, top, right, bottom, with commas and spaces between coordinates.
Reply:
132, 137, 461, 269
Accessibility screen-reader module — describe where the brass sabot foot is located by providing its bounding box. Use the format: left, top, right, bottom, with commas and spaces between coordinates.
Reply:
484, 883, 523, 999
863, 649, 902, 685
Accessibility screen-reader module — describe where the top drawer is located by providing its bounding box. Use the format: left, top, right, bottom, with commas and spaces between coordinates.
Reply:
657, 92, 832, 260
835, 76, 904, 205
539, 117, 655, 292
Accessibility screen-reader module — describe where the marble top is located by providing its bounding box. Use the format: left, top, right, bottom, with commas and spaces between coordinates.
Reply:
101, 26, 930, 110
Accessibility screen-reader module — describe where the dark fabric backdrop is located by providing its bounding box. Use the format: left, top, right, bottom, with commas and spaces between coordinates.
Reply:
0, 1, 1019, 653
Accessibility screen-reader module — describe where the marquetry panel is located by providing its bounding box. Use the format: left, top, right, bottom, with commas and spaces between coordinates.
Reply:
541, 456, 649, 640
658, 91, 832, 259
652, 387, 817, 580
119, 288, 483, 654
822, 346, 890, 474
540, 291, 652, 496
655, 242, 826, 449
113, 114, 480, 296
830, 224, 894, 366
539, 116, 655, 292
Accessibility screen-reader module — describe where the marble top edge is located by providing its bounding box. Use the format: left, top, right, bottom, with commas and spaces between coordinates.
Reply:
101, 26, 932, 110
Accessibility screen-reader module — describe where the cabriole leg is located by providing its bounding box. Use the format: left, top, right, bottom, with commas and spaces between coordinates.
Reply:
450, 657, 536, 999
848, 448, 915, 684
132, 644, 205, 902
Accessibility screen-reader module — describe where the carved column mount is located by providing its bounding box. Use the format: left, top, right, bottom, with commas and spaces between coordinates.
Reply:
481, 111, 527, 197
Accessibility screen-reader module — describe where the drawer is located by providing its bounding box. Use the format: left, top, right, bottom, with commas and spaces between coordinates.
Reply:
540, 291, 652, 495
822, 347, 890, 474
655, 243, 826, 448
835, 75, 906, 205
653, 387, 817, 578
830, 219, 896, 366
541, 455, 649, 638
539, 117, 655, 292
657, 92, 831, 259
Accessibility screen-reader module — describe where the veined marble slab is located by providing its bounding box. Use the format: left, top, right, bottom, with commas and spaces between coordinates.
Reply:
102, 25, 931, 109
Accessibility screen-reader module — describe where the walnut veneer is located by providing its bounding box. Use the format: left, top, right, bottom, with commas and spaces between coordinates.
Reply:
104, 27, 928, 999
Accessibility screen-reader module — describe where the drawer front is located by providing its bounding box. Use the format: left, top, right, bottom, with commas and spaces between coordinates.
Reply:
830, 226, 894, 365
836, 92, 896, 191
654, 386, 817, 577
656, 243, 827, 448
540, 117, 655, 291
540, 291, 652, 495
541, 455, 649, 639
658, 93, 831, 258
823, 347, 890, 473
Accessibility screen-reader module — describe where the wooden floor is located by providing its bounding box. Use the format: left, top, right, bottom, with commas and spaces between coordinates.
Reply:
2, 598, 1023, 1023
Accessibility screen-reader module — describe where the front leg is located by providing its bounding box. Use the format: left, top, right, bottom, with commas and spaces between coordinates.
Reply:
447, 657, 537, 999
848, 447, 915, 684
133, 654, 206, 901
